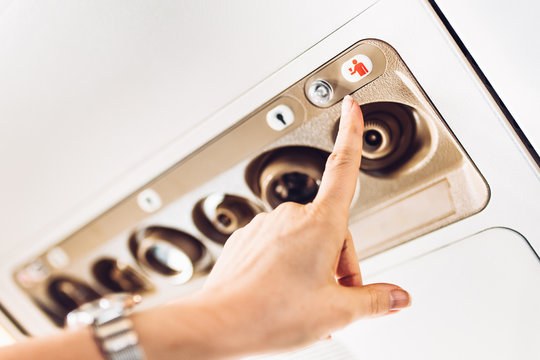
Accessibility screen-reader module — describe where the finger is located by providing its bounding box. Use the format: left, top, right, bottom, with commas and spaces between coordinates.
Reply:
314, 95, 364, 216
335, 230, 363, 287
340, 283, 411, 319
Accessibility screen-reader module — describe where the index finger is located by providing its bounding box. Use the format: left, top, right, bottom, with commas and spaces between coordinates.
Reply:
314, 95, 364, 215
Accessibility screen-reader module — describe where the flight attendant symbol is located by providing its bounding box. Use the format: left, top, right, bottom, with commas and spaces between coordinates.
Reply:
341, 54, 373, 82
349, 59, 369, 77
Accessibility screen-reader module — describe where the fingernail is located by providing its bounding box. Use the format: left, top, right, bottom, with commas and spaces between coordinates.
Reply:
341, 95, 353, 112
390, 289, 411, 310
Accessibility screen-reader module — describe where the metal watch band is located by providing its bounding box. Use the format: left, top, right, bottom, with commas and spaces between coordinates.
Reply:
93, 316, 146, 360
101, 345, 145, 360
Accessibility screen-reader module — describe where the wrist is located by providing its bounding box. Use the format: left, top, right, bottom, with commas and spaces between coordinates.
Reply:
132, 292, 248, 360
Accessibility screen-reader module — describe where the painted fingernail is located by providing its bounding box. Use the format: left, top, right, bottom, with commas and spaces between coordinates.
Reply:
342, 95, 353, 112
390, 289, 411, 310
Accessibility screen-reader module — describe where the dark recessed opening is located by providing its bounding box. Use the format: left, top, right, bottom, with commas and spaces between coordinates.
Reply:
92, 258, 151, 293
245, 146, 329, 208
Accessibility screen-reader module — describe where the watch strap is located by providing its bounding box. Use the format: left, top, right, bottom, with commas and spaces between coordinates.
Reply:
93, 316, 146, 360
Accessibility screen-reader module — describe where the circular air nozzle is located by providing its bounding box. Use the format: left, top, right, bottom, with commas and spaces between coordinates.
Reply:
360, 103, 414, 171
362, 116, 399, 161
48, 276, 101, 313
245, 146, 329, 209
129, 227, 212, 284
193, 194, 261, 244
92, 258, 153, 294
332, 102, 416, 172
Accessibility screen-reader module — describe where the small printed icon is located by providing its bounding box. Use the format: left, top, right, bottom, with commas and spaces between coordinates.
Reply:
266, 104, 295, 131
341, 54, 373, 82
137, 188, 162, 213
46, 247, 70, 269
16, 260, 50, 287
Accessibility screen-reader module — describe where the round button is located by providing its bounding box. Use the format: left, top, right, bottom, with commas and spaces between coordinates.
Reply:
341, 54, 373, 82
46, 247, 70, 269
307, 79, 334, 107
137, 188, 162, 213
266, 104, 295, 131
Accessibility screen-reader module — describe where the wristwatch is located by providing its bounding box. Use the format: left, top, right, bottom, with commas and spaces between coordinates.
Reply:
66, 293, 146, 360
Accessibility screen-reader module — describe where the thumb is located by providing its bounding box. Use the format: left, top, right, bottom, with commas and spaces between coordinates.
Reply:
341, 283, 411, 319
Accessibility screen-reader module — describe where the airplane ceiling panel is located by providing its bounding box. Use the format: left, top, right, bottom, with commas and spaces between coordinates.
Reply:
0, 0, 373, 250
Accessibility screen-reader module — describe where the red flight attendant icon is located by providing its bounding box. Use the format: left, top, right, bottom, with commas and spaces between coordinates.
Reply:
349, 59, 369, 77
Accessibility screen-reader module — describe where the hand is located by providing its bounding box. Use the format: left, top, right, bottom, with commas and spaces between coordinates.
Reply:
0, 96, 410, 360
198, 95, 411, 356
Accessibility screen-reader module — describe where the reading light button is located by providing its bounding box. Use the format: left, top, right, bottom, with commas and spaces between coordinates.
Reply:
266, 104, 295, 131
137, 189, 162, 213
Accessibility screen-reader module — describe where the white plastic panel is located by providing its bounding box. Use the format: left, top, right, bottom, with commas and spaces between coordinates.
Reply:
0, 325, 14, 347
337, 228, 540, 359
0, 0, 374, 251
254, 228, 540, 359
435, 0, 540, 157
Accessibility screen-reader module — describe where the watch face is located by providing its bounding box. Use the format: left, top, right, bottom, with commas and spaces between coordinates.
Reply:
65, 293, 141, 328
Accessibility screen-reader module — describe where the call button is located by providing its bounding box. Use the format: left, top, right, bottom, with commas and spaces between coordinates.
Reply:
341, 54, 373, 82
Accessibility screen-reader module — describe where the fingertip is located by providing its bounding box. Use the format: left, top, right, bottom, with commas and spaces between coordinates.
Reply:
348, 97, 364, 125
342, 95, 354, 113
338, 96, 364, 137
341, 95, 362, 118
343, 283, 411, 319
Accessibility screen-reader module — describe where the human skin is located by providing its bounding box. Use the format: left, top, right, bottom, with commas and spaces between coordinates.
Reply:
0, 95, 410, 360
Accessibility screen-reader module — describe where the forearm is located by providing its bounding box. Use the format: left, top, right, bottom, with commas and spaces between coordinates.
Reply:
133, 294, 247, 360
0, 326, 101, 360
0, 294, 244, 360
